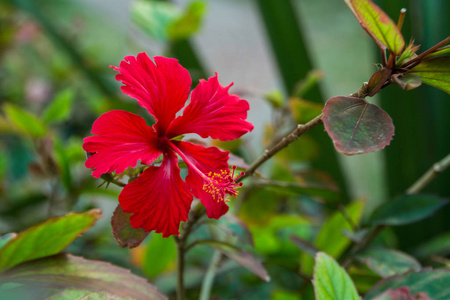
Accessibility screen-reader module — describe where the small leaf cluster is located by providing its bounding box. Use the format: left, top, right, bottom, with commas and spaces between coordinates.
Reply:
323, 0, 450, 155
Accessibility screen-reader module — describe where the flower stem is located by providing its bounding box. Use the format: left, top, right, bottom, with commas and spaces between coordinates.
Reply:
341, 225, 385, 269
175, 236, 186, 300
406, 153, 450, 194
174, 205, 206, 300
199, 250, 222, 300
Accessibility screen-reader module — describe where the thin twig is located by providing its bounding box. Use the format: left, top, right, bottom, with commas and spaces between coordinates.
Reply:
336, 203, 357, 231
174, 206, 206, 300
341, 226, 385, 269
397, 8, 407, 31
174, 235, 186, 300
199, 250, 223, 300
237, 113, 323, 182
406, 153, 450, 194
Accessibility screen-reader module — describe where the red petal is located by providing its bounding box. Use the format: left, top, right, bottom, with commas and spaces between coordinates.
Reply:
173, 141, 230, 219
83, 110, 161, 178
111, 53, 191, 134
119, 152, 193, 237
166, 74, 254, 141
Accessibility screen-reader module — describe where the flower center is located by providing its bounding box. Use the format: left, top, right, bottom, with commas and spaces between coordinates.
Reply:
202, 166, 244, 203
167, 142, 245, 203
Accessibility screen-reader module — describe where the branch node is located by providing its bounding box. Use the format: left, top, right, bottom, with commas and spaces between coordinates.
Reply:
433, 163, 443, 173
351, 82, 368, 98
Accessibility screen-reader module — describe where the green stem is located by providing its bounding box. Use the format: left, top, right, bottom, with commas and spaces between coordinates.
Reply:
173, 206, 205, 300
336, 203, 357, 231
341, 226, 385, 269
199, 250, 222, 300
406, 153, 450, 194
175, 236, 186, 300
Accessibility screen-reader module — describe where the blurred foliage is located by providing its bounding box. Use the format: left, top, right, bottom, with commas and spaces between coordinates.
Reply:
0, 0, 449, 299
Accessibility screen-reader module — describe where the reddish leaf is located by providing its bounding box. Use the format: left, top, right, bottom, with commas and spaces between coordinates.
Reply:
227, 152, 250, 171
322, 96, 394, 155
0, 254, 167, 300
367, 68, 392, 96
290, 235, 319, 258
408, 57, 450, 95
344, 0, 405, 55
111, 204, 150, 248
371, 287, 431, 300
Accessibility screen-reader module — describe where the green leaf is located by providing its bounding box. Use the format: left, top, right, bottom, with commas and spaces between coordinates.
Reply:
41, 89, 74, 124
412, 232, 450, 259
344, 0, 405, 55
264, 90, 285, 108
2, 103, 47, 138
301, 201, 364, 275
424, 45, 450, 59
0, 209, 102, 272
369, 194, 448, 226
396, 41, 420, 66
0, 150, 7, 181
167, 0, 207, 40
142, 234, 176, 278
313, 252, 360, 300
132, 0, 205, 42
131, 0, 178, 42
365, 269, 450, 300
249, 214, 314, 256
409, 57, 450, 95
355, 247, 421, 278
0, 254, 166, 300
293, 70, 325, 98
322, 96, 395, 155
289, 98, 323, 125
0, 233, 16, 250
316, 201, 364, 258
239, 187, 278, 222
53, 136, 73, 192
392, 74, 422, 91
111, 204, 150, 249
265, 125, 319, 163
197, 240, 270, 281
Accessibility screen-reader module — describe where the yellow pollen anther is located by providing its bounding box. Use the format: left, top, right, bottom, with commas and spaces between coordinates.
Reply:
202, 166, 244, 202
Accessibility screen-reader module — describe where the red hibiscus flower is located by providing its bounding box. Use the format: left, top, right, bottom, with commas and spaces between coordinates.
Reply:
83, 53, 253, 237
